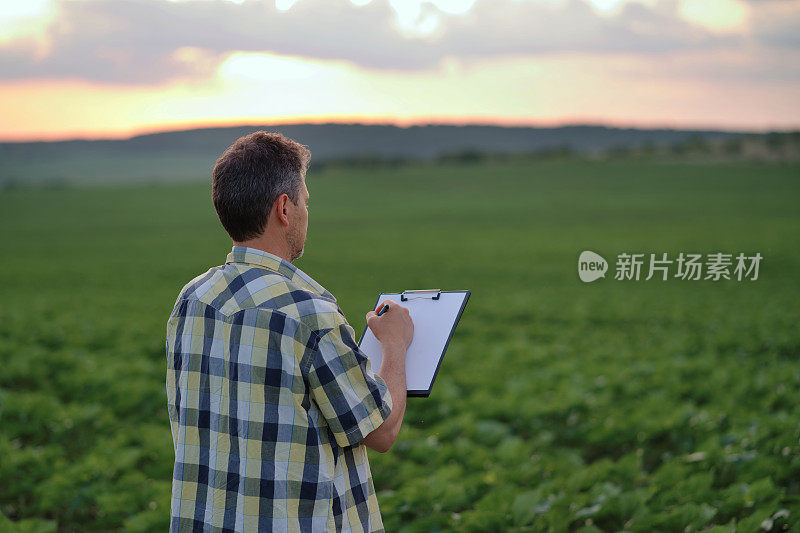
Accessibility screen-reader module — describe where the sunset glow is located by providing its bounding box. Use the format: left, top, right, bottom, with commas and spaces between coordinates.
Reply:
0, 0, 797, 141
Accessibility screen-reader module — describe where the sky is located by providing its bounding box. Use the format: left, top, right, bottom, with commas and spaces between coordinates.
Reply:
0, 0, 798, 141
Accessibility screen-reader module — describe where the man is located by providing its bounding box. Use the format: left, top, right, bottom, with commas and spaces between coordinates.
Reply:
165, 131, 413, 532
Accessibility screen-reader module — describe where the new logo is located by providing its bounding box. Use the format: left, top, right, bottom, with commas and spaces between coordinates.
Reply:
578, 250, 608, 282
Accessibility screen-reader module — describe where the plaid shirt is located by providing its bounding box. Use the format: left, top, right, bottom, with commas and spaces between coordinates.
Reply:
166, 246, 393, 532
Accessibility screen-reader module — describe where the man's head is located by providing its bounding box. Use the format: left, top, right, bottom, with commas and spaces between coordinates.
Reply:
212, 131, 311, 262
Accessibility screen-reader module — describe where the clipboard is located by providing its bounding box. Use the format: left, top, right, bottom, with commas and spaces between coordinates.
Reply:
358, 289, 471, 397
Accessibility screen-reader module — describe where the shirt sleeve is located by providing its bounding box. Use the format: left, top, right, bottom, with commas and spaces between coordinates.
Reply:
305, 320, 393, 448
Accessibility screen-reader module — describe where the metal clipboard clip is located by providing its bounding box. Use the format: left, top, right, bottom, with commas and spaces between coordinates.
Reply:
401, 289, 441, 302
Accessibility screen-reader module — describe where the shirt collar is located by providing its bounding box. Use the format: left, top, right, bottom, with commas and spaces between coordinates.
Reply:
225, 245, 334, 300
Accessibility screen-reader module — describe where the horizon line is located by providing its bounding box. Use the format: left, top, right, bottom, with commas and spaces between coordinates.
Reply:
2, 114, 798, 144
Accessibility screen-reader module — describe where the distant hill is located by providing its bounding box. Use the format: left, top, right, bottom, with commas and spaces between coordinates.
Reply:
0, 123, 755, 185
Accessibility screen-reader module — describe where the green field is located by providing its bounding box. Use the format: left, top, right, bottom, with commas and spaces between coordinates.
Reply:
1, 159, 799, 532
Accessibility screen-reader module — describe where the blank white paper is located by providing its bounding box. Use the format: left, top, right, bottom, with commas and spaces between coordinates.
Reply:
358, 291, 469, 395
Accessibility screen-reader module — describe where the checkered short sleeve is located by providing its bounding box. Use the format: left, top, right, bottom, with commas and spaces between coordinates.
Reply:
306, 319, 393, 448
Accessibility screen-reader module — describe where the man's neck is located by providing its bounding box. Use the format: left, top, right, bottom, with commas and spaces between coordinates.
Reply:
233, 236, 292, 263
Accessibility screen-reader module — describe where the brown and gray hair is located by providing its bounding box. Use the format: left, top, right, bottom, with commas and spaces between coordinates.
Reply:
212, 131, 311, 242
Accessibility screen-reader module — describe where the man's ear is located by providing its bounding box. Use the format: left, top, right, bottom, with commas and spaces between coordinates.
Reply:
274, 194, 291, 226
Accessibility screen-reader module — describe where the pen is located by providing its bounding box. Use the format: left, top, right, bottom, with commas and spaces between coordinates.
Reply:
377, 304, 389, 316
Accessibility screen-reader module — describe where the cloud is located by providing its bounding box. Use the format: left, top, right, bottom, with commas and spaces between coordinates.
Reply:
608, 46, 800, 83
749, 0, 800, 48
435, 0, 736, 56
0, 0, 409, 83
0, 0, 789, 84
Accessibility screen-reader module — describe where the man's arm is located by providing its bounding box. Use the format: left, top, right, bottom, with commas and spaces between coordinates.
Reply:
361, 342, 407, 452
360, 300, 413, 453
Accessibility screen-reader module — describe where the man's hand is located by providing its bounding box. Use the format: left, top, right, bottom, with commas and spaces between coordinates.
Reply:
365, 300, 414, 352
